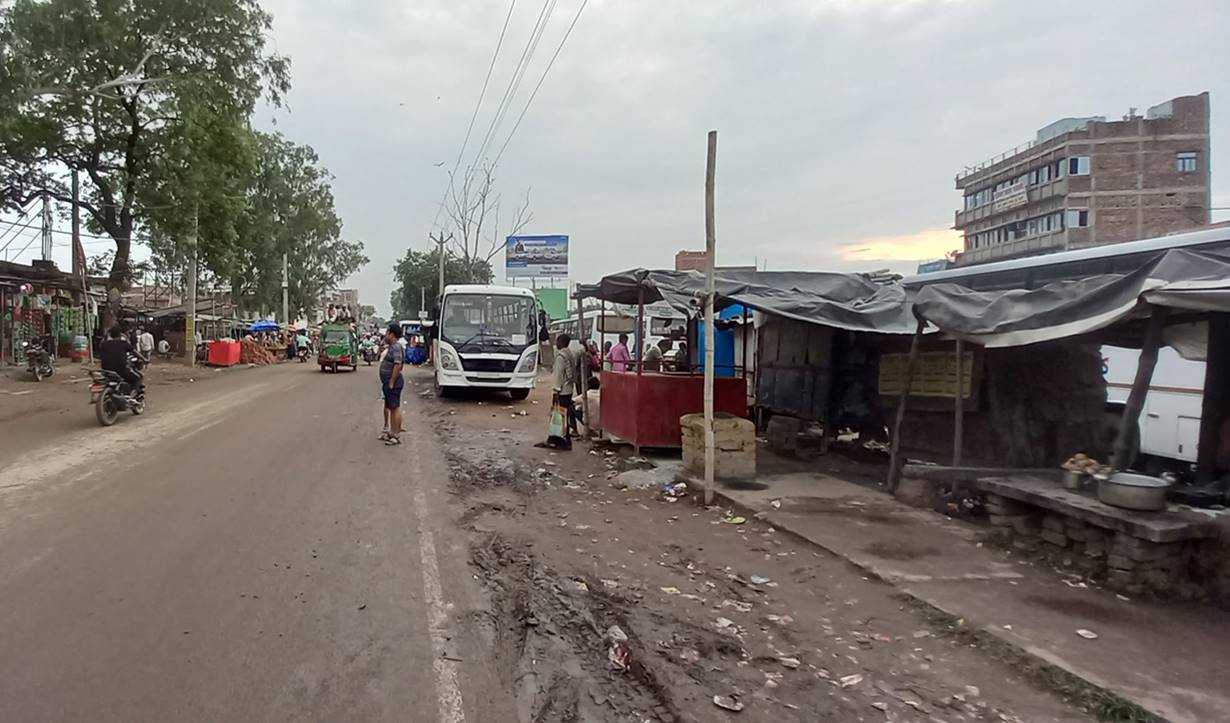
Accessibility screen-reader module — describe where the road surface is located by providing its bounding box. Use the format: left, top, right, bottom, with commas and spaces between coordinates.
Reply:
0, 363, 502, 723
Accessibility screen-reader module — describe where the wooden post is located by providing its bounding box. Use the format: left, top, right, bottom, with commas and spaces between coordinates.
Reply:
953, 338, 964, 467
703, 130, 718, 506
888, 317, 926, 492
1196, 314, 1229, 483
1112, 306, 1170, 470
636, 286, 645, 376
577, 291, 590, 439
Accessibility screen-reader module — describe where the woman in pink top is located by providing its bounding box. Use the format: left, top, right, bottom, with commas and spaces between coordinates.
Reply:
607, 333, 632, 372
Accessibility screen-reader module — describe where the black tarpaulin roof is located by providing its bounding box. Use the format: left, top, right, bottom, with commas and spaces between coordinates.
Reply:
913, 248, 1230, 349
576, 268, 921, 334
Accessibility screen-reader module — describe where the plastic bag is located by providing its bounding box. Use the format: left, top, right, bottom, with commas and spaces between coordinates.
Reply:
548, 402, 567, 439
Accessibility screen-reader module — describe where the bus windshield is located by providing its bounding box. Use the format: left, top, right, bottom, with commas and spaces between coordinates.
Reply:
441, 294, 536, 351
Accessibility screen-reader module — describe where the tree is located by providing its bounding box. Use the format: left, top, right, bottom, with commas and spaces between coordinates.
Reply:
389, 247, 493, 320
0, 0, 290, 320
443, 163, 532, 278
223, 132, 366, 319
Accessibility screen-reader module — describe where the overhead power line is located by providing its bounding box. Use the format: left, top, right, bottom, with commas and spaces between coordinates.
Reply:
430, 0, 521, 233
492, 0, 590, 169
467, 0, 559, 176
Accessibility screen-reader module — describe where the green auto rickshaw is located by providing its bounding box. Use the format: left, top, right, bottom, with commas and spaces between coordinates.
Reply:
318, 323, 359, 373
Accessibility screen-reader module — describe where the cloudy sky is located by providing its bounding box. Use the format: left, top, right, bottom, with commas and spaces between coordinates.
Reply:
249, 0, 1230, 313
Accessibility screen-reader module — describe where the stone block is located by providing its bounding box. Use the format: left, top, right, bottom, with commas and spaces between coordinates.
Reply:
681, 414, 756, 481
1106, 569, 1136, 589
1010, 515, 1041, 536
895, 476, 933, 509
1042, 515, 1066, 533
984, 495, 1027, 516
1083, 539, 1106, 558
1141, 569, 1173, 590
1040, 529, 1068, 548
764, 415, 803, 454
988, 514, 1016, 528
1107, 554, 1136, 571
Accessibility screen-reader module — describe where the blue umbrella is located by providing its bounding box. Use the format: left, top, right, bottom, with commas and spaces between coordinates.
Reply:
248, 320, 280, 333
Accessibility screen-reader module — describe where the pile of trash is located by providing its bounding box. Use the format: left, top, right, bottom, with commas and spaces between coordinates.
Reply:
240, 339, 279, 365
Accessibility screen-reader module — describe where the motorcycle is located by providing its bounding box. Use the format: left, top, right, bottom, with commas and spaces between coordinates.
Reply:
89, 352, 146, 426
23, 336, 54, 381
298, 343, 311, 363
361, 341, 378, 366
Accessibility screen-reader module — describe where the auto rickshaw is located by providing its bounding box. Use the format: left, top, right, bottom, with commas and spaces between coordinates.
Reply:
318, 323, 358, 373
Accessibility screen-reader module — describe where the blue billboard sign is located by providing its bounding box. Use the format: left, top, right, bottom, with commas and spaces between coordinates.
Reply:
506, 234, 569, 279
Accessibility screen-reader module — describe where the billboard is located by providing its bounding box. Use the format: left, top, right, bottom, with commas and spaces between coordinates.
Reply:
506, 234, 568, 279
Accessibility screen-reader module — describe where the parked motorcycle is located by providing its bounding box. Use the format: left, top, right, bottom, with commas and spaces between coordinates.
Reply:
89, 352, 146, 426
23, 336, 54, 381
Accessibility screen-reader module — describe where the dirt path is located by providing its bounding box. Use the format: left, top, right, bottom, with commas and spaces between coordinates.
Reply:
412, 368, 1094, 723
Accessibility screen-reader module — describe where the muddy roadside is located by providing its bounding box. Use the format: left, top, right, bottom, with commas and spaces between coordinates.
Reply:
408, 369, 1095, 723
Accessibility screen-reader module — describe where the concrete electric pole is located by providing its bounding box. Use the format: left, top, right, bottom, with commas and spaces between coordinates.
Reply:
282, 253, 289, 327
185, 203, 199, 366
702, 130, 718, 505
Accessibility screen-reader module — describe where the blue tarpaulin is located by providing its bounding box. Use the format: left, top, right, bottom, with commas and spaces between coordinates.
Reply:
248, 320, 280, 333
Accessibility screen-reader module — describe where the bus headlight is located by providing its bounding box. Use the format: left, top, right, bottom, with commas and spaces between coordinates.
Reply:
439, 348, 459, 371
517, 351, 538, 373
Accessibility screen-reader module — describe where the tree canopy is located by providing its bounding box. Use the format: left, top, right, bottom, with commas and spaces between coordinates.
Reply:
0, 0, 362, 323
389, 247, 493, 320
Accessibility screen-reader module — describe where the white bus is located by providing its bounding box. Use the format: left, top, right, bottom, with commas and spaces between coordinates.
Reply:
905, 225, 1230, 468
546, 304, 688, 358
433, 285, 543, 399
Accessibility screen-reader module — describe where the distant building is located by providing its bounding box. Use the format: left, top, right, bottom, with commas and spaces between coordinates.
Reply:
674, 250, 756, 275
954, 92, 1210, 266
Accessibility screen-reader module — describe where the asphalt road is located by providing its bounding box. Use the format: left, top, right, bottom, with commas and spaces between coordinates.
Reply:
0, 363, 502, 723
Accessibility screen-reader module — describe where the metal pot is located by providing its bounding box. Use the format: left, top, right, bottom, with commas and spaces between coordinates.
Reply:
1062, 469, 1087, 490
1097, 472, 1171, 511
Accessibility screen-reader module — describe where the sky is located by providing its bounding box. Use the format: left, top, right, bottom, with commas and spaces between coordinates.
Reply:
8, 0, 1230, 316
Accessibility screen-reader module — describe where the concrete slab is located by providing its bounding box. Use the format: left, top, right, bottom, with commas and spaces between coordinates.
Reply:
717, 473, 1023, 583
905, 574, 1230, 723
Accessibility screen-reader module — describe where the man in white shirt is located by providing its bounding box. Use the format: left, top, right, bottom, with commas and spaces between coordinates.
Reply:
137, 327, 155, 362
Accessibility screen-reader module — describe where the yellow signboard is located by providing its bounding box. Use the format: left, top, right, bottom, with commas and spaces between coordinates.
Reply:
879, 350, 974, 399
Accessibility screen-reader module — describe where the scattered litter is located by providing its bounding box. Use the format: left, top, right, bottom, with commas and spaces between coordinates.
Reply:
600, 579, 620, 589
1076, 628, 1099, 640
1115, 594, 1131, 602
964, 685, 980, 697
871, 701, 888, 712
572, 580, 589, 592
766, 614, 794, 626
839, 673, 864, 688
1062, 579, 1089, 589
912, 630, 931, 639
712, 694, 744, 712
763, 671, 783, 689
356, 604, 367, 611
719, 599, 752, 613
660, 586, 681, 595
778, 656, 801, 669
770, 499, 782, 509
722, 514, 747, 525
606, 625, 631, 671
661, 482, 689, 499
749, 575, 771, 585
680, 648, 701, 664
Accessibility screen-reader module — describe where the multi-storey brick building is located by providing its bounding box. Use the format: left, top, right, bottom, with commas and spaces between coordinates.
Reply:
953, 92, 1210, 266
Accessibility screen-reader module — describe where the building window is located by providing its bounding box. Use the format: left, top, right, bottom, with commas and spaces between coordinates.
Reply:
1068, 156, 1090, 176
1177, 151, 1197, 173
1065, 209, 1090, 228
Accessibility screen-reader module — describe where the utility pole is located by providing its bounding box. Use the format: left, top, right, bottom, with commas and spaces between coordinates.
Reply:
703, 130, 718, 505
40, 193, 52, 261
282, 253, 289, 327
420, 287, 426, 316
430, 231, 452, 302
185, 204, 199, 366
72, 170, 92, 363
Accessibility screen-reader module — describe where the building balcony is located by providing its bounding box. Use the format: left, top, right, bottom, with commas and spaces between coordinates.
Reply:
956, 230, 1068, 266
955, 178, 1069, 228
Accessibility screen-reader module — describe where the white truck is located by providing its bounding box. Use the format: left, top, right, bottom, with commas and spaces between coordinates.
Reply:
433, 285, 543, 400
1103, 346, 1206, 468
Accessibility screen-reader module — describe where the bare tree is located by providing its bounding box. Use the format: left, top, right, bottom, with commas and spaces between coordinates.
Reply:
443, 163, 533, 283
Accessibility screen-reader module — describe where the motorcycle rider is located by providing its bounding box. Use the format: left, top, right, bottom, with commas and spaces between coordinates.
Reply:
99, 326, 143, 394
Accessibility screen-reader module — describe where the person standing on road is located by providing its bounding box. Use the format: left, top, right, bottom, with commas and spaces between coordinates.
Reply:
607, 333, 632, 373
379, 323, 406, 446
538, 333, 577, 450
136, 327, 155, 363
